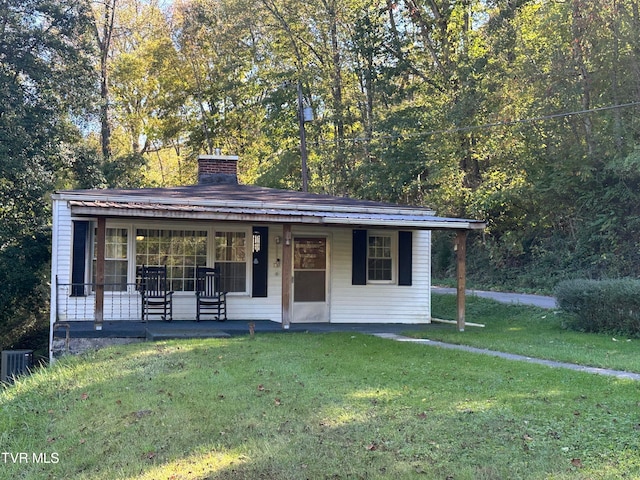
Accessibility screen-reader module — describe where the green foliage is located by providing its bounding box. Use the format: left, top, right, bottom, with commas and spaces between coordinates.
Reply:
0, 0, 95, 351
79, 0, 640, 292
555, 279, 640, 336
0, 233, 51, 355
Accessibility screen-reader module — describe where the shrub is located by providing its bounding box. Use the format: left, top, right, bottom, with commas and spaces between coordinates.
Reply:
555, 279, 640, 336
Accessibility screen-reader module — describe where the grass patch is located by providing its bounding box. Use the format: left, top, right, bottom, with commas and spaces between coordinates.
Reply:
420, 294, 640, 373
2, 333, 640, 479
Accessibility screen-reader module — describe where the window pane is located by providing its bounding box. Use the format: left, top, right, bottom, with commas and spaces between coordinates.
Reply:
105, 260, 128, 291
215, 231, 247, 292
93, 228, 128, 291
214, 232, 247, 292
368, 235, 393, 281
216, 262, 246, 293
294, 238, 326, 269
136, 229, 207, 292
215, 232, 246, 262
368, 258, 392, 281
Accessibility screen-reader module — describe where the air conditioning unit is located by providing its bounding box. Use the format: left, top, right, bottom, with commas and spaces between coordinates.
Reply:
1, 350, 33, 383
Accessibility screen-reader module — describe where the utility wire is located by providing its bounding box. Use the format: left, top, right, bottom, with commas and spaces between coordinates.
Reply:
317, 101, 640, 145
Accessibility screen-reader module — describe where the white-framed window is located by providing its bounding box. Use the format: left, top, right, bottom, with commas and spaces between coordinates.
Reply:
135, 228, 208, 292
88, 223, 251, 294
215, 231, 247, 293
367, 233, 394, 283
93, 227, 129, 291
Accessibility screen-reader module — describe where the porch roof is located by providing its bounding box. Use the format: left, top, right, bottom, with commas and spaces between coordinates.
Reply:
54, 183, 485, 231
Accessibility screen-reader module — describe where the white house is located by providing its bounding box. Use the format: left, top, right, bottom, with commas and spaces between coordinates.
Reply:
49, 154, 484, 356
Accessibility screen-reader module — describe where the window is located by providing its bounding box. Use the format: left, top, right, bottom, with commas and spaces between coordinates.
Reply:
93, 228, 128, 291
135, 229, 207, 292
215, 231, 247, 292
368, 234, 393, 282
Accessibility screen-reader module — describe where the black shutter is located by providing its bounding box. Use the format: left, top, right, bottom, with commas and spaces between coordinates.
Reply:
252, 227, 269, 297
352, 229, 367, 285
71, 221, 90, 296
398, 231, 413, 286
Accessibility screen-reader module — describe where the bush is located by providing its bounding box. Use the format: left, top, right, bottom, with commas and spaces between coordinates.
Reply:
555, 279, 640, 336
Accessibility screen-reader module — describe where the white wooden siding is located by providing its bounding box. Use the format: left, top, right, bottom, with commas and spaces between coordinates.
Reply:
328, 228, 431, 324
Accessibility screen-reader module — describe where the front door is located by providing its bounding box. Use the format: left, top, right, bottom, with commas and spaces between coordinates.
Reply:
292, 237, 329, 323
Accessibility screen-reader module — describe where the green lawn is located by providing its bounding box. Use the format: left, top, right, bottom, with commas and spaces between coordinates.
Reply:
423, 294, 640, 373
2, 331, 640, 479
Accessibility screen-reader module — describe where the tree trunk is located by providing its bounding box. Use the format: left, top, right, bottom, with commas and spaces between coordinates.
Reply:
571, 0, 596, 159
91, 0, 117, 162
326, 0, 347, 193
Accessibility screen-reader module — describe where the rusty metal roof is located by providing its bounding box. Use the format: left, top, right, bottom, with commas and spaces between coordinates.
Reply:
55, 183, 485, 230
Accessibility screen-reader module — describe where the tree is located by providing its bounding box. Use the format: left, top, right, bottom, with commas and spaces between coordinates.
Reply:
0, 0, 96, 352
88, 0, 117, 162
60, 0, 640, 290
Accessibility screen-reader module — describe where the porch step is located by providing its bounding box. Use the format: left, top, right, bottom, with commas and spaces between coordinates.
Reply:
145, 327, 231, 341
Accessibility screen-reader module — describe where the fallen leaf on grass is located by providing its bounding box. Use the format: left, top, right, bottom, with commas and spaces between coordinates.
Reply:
80, 393, 89, 401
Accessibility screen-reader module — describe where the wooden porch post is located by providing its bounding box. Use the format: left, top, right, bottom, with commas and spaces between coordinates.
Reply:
281, 224, 292, 329
456, 230, 468, 332
95, 216, 106, 329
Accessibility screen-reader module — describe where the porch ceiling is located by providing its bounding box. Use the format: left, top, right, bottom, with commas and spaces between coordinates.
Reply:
57, 183, 485, 231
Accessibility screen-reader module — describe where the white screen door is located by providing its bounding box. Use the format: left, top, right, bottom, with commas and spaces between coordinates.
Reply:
292, 237, 329, 323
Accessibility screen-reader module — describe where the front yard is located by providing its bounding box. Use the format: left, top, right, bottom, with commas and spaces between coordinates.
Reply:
2, 324, 640, 479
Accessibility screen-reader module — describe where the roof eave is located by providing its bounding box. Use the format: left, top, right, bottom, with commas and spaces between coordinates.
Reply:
67, 203, 486, 231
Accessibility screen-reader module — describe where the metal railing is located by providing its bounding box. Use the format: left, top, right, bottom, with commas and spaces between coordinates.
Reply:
55, 279, 141, 322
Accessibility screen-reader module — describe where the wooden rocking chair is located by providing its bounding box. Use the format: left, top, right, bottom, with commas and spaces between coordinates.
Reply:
195, 266, 227, 322
139, 265, 174, 322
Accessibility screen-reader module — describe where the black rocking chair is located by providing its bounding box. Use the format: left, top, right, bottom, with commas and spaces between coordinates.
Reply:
139, 265, 174, 322
195, 266, 227, 322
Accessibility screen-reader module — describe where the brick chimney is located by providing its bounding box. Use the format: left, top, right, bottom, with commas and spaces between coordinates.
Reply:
197, 153, 239, 185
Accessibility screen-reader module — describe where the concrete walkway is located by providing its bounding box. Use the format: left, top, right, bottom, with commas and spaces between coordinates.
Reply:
432, 286, 557, 309
426, 288, 640, 380
374, 333, 640, 381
